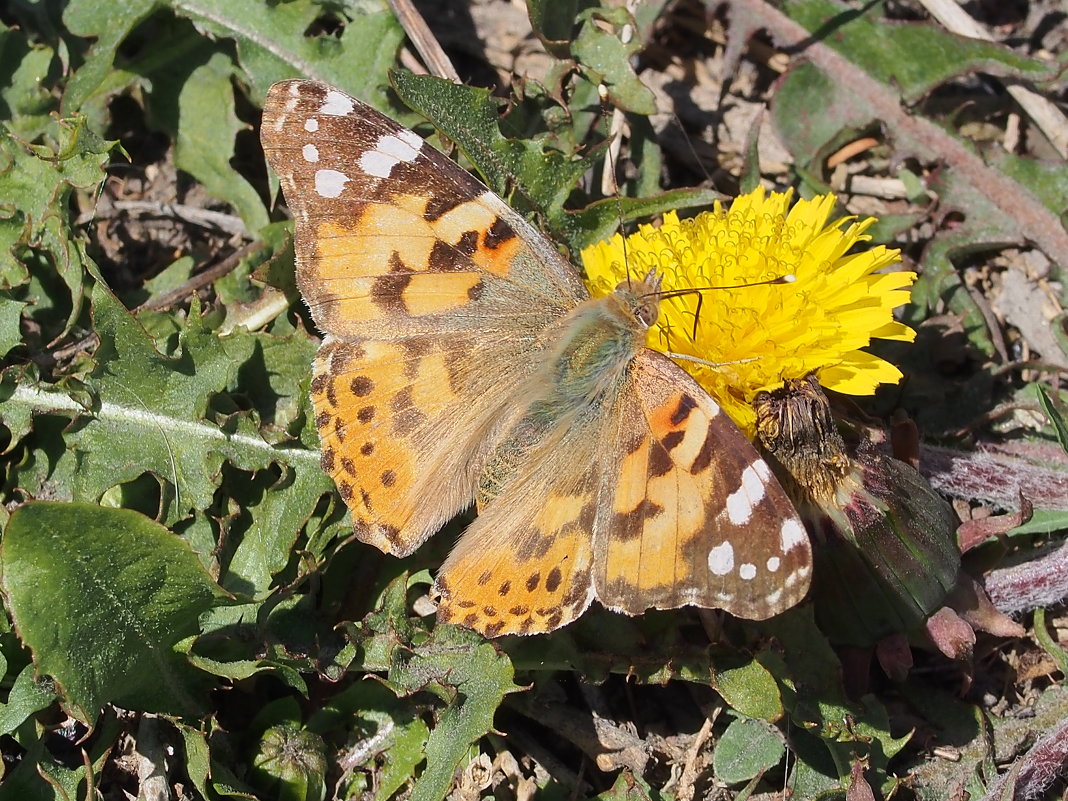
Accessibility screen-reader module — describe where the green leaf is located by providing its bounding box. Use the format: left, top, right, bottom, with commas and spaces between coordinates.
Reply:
1033, 607, 1068, 677
306, 678, 431, 801
989, 150, 1068, 217
374, 710, 431, 801
561, 188, 725, 253
1006, 508, 1068, 537
61, 0, 161, 110
65, 0, 402, 114
782, 0, 1053, 104
0, 293, 25, 357
712, 656, 784, 723
766, 634, 911, 788
527, 0, 598, 58
0, 502, 224, 721
572, 7, 656, 115
385, 625, 520, 801
1, 712, 123, 801
68, 282, 258, 507
2, 276, 335, 565
0, 117, 115, 334
158, 50, 269, 233
0, 663, 56, 735
177, 725, 214, 801
177, 0, 405, 110
1037, 384, 1068, 453
0, 28, 58, 140
712, 716, 785, 785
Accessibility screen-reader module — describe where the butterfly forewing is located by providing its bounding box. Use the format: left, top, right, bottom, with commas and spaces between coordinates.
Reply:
260, 79, 587, 342
261, 80, 587, 556
594, 351, 812, 620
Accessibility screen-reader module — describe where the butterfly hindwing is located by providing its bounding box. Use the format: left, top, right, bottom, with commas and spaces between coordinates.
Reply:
433, 440, 600, 636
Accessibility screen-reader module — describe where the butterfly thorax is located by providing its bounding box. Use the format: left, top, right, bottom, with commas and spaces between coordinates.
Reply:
476, 273, 662, 507
539, 271, 663, 413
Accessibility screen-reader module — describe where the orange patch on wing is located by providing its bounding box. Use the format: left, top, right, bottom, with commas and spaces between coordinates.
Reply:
436, 490, 595, 636
311, 338, 459, 555
400, 272, 482, 315
478, 231, 522, 276
427, 199, 517, 278
597, 376, 723, 612
601, 530, 643, 593
614, 439, 650, 515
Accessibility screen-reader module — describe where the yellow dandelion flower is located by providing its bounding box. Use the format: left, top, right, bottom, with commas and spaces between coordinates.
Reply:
581, 186, 915, 437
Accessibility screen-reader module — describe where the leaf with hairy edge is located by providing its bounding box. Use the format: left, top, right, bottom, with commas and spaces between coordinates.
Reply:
391, 71, 724, 258
713, 716, 785, 785
782, 0, 1053, 104
0, 295, 25, 358
385, 625, 520, 801
1, 502, 225, 721
149, 50, 269, 233
390, 71, 595, 230
177, 0, 405, 111
0, 663, 56, 735
0, 117, 115, 335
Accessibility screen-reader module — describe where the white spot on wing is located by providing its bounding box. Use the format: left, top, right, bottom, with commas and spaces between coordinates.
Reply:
320, 90, 354, 116
726, 461, 769, 524
314, 169, 349, 198
302, 144, 319, 162
358, 132, 423, 178
707, 542, 735, 576
780, 519, 807, 552
739, 563, 757, 580
397, 128, 424, 151
766, 556, 781, 572
304, 118, 319, 133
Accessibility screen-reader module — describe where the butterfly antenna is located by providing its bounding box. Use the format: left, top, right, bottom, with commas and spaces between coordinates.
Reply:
654, 274, 796, 339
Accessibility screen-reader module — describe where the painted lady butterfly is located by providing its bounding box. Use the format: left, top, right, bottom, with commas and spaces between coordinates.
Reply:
261, 80, 811, 636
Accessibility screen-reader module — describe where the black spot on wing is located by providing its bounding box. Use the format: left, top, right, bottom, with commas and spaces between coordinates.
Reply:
648, 440, 673, 478
670, 394, 698, 426
389, 387, 428, 436
424, 192, 464, 222
428, 233, 478, 272
371, 272, 411, 311
690, 424, 717, 474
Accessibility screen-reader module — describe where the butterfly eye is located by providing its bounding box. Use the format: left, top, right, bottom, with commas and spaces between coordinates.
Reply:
634, 298, 659, 328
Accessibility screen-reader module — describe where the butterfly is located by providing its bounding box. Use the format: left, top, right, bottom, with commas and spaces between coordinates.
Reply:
260, 80, 812, 636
